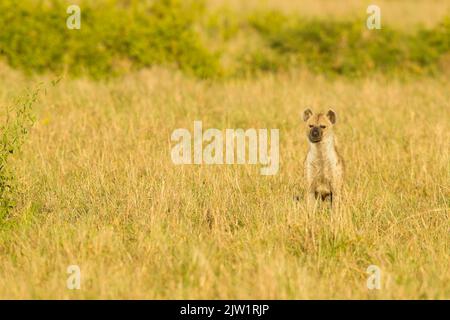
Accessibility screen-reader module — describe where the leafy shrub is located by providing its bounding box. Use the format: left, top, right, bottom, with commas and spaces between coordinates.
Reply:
0, 1, 449, 78
0, 0, 221, 79
247, 11, 450, 76
0, 89, 39, 219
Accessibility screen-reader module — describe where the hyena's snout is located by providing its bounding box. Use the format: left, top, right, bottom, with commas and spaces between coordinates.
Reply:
308, 127, 322, 143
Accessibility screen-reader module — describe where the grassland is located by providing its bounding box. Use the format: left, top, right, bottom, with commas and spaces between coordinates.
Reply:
0, 62, 448, 299
0, 0, 449, 300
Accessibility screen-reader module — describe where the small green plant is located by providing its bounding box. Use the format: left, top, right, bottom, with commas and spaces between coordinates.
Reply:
0, 88, 39, 219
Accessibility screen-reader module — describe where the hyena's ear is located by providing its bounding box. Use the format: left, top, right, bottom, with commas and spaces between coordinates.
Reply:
303, 108, 313, 122
326, 109, 337, 124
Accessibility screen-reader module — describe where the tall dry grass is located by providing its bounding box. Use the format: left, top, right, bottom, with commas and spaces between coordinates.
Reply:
0, 62, 448, 298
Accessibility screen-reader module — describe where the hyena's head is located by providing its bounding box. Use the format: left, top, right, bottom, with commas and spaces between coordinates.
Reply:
302, 108, 337, 143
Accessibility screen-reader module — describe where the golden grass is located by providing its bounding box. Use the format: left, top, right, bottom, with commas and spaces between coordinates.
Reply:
0, 63, 448, 299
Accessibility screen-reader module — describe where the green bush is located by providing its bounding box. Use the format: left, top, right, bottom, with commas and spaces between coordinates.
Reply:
247, 11, 450, 76
0, 89, 39, 219
0, 1, 449, 79
0, 0, 221, 79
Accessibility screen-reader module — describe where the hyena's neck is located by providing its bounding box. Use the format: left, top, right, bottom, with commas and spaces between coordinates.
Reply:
309, 135, 338, 163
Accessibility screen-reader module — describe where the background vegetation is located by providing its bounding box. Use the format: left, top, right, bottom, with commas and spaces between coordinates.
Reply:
0, 0, 448, 299
0, 0, 449, 78
0, 89, 39, 220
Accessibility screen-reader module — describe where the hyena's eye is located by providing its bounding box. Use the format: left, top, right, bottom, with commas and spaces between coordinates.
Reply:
309, 125, 314, 128
320, 125, 326, 129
